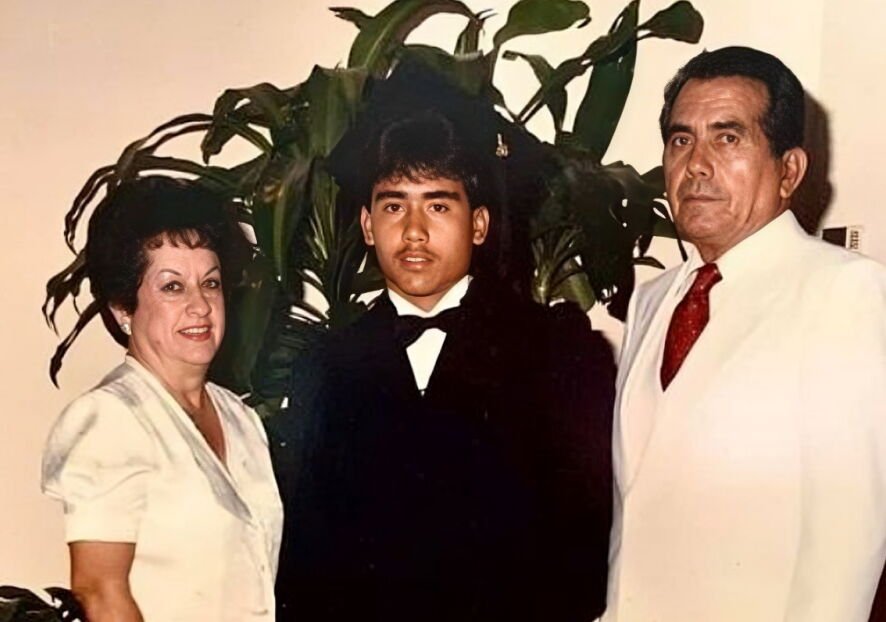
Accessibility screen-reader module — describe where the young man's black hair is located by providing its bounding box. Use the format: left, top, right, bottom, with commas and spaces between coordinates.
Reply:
360, 108, 492, 211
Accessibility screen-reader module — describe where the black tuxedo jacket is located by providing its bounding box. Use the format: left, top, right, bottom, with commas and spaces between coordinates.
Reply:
273, 280, 615, 621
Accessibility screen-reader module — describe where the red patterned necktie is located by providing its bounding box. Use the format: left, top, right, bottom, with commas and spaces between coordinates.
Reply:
660, 263, 722, 389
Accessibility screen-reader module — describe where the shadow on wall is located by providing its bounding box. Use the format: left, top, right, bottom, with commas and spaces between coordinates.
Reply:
792, 92, 832, 233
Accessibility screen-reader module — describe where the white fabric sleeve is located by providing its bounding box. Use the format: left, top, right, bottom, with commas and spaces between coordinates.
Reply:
42, 390, 154, 543
787, 257, 886, 621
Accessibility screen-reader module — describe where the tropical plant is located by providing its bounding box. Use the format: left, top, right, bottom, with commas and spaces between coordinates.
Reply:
0, 585, 86, 622
44, 0, 702, 418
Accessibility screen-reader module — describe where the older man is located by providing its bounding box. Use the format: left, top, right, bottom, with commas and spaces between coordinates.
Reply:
604, 46, 886, 621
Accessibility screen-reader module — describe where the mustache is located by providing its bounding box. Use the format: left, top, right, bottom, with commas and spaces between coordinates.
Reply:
395, 246, 437, 260
675, 181, 726, 202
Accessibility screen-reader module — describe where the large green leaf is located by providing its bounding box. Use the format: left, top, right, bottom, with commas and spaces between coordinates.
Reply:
247, 291, 327, 413
249, 66, 367, 283
652, 212, 680, 241
201, 83, 293, 161
572, 2, 638, 161
638, 1, 703, 42
301, 166, 339, 299
455, 9, 493, 54
209, 254, 278, 393
642, 164, 665, 190
210, 153, 270, 198
531, 224, 579, 304
601, 161, 663, 204
517, 0, 702, 126
49, 299, 102, 386
351, 262, 386, 297
263, 153, 312, 282
113, 113, 212, 179
302, 66, 368, 156
43, 252, 86, 333
330, 6, 373, 30
502, 50, 566, 133
63, 165, 115, 251
346, 0, 476, 74
633, 255, 665, 269
515, 0, 637, 125
541, 155, 646, 313
129, 155, 243, 191
206, 117, 273, 159
493, 0, 590, 49
553, 264, 596, 311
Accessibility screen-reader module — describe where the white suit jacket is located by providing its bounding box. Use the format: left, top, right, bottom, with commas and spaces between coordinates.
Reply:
605, 212, 886, 621
43, 357, 283, 621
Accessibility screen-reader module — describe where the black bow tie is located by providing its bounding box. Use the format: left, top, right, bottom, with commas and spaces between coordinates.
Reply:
393, 306, 466, 348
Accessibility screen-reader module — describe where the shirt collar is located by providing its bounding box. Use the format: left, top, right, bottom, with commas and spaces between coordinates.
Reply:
388, 275, 472, 318
680, 209, 800, 285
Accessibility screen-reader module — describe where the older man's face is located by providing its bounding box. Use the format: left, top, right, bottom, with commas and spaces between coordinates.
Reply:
663, 76, 802, 261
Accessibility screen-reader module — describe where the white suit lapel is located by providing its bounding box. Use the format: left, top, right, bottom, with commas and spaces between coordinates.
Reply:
615, 267, 685, 491
625, 215, 809, 490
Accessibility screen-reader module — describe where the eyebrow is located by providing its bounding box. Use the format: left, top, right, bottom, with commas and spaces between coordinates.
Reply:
373, 190, 407, 201
711, 120, 749, 133
664, 123, 692, 139
422, 190, 461, 201
373, 189, 462, 202
156, 265, 220, 278
665, 119, 749, 139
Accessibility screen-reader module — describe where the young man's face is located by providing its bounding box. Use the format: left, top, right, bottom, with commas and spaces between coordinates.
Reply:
360, 175, 489, 312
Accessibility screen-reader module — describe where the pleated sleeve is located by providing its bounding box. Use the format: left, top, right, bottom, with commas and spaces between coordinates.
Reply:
42, 390, 154, 543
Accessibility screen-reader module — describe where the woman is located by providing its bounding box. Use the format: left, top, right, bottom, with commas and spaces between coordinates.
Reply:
42, 177, 283, 621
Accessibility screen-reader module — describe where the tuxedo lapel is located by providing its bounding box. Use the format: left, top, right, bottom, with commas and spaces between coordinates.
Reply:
423, 280, 500, 410
354, 295, 425, 405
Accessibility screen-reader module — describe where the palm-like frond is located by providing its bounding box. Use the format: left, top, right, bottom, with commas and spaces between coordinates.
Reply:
45, 0, 704, 414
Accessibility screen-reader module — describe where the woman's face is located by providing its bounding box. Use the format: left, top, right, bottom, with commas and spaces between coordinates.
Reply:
118, 240, 225, 373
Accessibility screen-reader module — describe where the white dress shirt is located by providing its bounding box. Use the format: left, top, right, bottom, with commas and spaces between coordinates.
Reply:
388, 275, 471, 393
42, 356, 283, 621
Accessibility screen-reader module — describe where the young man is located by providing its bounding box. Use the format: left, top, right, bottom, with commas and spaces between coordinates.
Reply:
605, 47, 886, 621
275, 109, 615, 621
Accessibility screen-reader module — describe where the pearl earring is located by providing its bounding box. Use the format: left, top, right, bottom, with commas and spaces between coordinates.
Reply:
120, 323, 131, 336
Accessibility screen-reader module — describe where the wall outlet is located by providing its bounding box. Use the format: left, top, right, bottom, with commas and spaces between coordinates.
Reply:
821, 225, 864, 252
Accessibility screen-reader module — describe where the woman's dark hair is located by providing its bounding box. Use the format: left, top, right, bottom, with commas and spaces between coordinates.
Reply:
360, 109, 492, 209
660, 46, 805, 156
85, 176, 249, 344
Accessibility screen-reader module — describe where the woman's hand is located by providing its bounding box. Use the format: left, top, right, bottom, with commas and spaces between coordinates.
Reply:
70, 541, 144, 622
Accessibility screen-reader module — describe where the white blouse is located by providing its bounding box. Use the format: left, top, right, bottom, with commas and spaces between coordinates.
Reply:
42, 356, 283, 621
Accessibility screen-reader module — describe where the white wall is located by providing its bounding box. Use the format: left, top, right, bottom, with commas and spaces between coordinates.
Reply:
819, 0, 886, 257
0, 0, 881, 587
